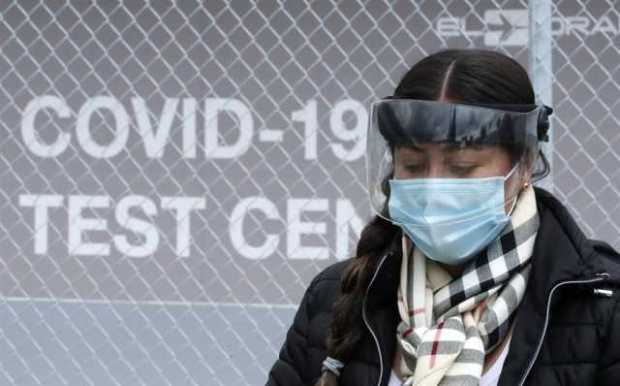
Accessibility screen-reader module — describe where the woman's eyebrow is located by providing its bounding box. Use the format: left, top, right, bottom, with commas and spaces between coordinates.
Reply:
395, 145, 425, 156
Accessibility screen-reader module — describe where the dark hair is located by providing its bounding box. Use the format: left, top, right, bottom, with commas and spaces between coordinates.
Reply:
314, 49, 548, 386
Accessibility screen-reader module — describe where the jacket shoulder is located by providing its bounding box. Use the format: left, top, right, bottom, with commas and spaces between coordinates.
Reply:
305, 259, 352, 306
590, 239, 620, 284
592, 239, 620, 260
266, 259, 352, 386
311, 259, 351, 285
589, 241, 620, 384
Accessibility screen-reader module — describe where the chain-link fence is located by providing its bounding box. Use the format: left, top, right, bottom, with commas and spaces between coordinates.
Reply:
0, 1, 618, 385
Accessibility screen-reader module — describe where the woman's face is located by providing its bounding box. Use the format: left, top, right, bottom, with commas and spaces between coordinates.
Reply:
393, 143, 527, 212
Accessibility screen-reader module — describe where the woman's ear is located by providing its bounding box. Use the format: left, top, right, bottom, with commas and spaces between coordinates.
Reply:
519, 163, 532, 188
518, 149, 539, 188
505, 162, 531, 211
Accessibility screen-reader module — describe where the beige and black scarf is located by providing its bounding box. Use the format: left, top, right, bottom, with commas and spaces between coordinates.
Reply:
397, 186, 539, 386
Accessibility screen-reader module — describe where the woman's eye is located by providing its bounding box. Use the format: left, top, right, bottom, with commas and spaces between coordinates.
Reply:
404, 164, 424, 173
450, 164, 477, 175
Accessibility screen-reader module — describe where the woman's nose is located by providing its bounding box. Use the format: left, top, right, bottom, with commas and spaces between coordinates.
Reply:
426, 162, 445, 178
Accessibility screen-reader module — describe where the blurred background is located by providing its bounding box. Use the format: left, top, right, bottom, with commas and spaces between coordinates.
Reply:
0, 0, 618, 385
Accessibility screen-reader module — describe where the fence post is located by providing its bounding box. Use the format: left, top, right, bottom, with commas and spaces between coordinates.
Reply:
528, 0, 554, 190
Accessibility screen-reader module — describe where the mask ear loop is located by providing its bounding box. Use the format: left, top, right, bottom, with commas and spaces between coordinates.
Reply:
507, 194, 519, 216
504, 162, 523, 216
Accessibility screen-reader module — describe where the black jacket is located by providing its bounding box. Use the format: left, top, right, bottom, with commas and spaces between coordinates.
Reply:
266, 188, 620, 386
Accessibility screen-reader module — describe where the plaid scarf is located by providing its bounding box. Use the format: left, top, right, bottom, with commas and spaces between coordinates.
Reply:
396, 186, 539, 386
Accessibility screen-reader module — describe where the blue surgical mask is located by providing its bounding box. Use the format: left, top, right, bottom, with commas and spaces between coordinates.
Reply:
387, 170, 517, 265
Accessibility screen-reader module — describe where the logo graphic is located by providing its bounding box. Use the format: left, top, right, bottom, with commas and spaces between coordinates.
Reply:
436, 9, 620, 47
483, 10, 528, 46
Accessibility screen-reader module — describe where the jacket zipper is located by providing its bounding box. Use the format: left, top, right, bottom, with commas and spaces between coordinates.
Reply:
517, 272, 609, 386
362, 253, 390, 386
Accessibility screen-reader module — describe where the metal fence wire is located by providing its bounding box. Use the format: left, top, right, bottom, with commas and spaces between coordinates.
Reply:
0, 0, 619, 385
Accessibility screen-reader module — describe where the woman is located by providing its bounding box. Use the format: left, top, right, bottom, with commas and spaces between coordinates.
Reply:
266, 49, 620, 386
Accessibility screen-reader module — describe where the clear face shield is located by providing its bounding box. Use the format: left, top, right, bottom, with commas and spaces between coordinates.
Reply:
367, 99, 546, 226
